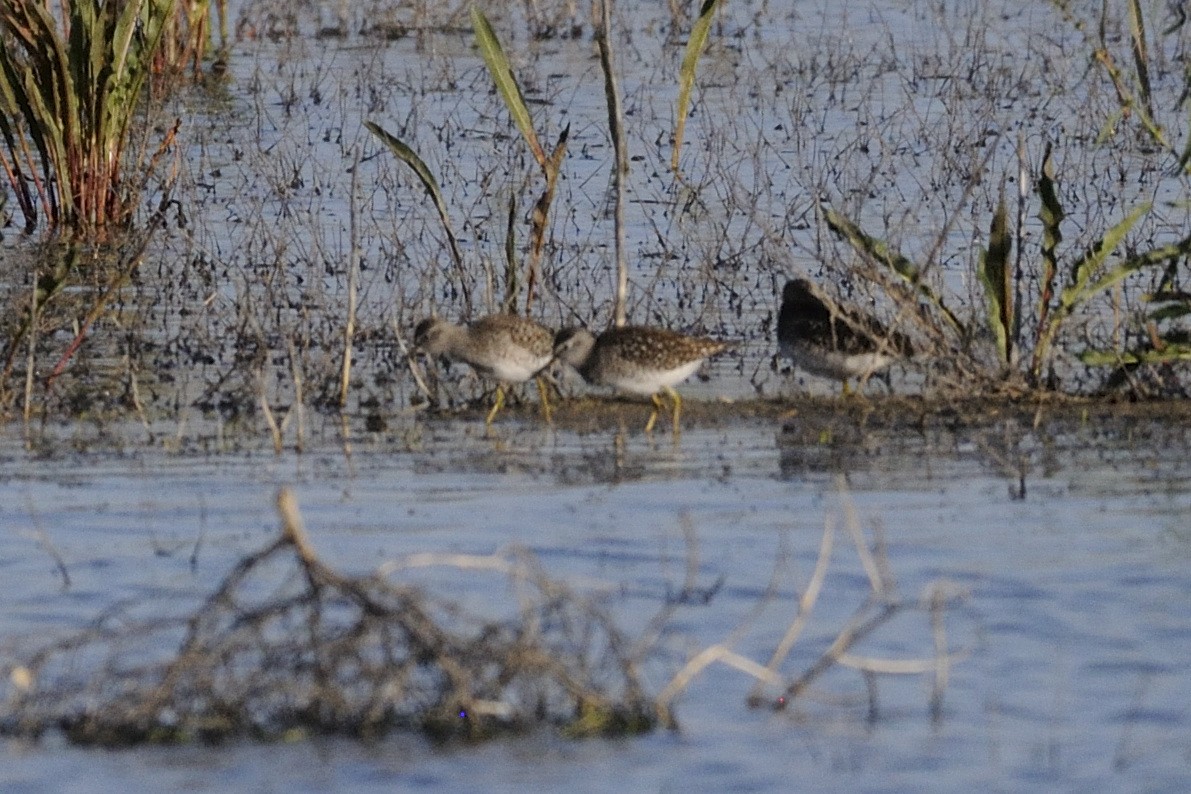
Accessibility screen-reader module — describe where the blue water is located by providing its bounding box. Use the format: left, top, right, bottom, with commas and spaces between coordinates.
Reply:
4, 0, 1191, 788
2, 416, 1190, 791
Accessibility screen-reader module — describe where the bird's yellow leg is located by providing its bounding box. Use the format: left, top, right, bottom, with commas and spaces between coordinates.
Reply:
535, 376, 553, 424
840, 379, 853, 398
644, 393, 664, 433
665, 386, 683, 434
485, 385, 506, 425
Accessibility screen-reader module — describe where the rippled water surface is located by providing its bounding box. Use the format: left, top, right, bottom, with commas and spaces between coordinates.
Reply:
5, 0, 1191, 789
3, 410, 1190, 791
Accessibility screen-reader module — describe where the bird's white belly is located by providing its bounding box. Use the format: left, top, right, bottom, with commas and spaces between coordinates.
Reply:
477, 354, 552, 383
782, 341, 894, 380
603, 359, 703, 395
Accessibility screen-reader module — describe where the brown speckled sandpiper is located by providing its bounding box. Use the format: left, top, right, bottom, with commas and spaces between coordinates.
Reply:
777, 278, 913, 394
413, 314, 555, 424
553, 325, 729, 433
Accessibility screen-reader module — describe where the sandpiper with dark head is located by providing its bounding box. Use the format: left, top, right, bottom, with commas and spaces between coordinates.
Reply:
553, 325, 729, 433
777, 278, 913, 394
413, 314, 555, 424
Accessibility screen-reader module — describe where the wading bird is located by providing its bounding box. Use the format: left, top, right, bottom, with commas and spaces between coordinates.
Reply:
414, 314, 555, 424
777, 278, 913, 394
553, 325, 729, 433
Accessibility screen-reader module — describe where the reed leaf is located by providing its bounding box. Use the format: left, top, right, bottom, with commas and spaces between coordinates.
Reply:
365, 120, 470, 313
1031, 203, 1183, 380
1126, 0, 1155, 124
1079, 343, 1191, 367
671, 0, 719, 178
978, 192, 1013, 365
1060, 202, 1150, 311
470, 6, 548, 173
1145, 296, 1191, 323
1034, 143, 1063, 358
824, 206, 919, 281
823, 205, 966, 337
1076, 233, 1191, 306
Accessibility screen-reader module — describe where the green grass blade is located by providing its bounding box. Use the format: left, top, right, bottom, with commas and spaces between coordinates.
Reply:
1034, 205, 1180, 382
365, 120, 469, 311
1146, 293, 1191, 323
1035, 144, 1063, 322
1060, 202, 1150, 311
1127, 0, 1154, 118
978, 192, 1013, 364
671, 0, 719, 177
823, 205, 966, 338
1030, 143, 1065, 381
1082, 233, 1191, 300
470, 6, 547, 172
1079, 343, 1191, 367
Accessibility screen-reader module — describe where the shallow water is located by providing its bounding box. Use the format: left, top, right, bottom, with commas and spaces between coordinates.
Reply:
3, 411, 1190, 790
4, 0, 1191, 789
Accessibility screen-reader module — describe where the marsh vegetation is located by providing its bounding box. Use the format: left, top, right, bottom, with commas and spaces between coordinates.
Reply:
1, 0, 1189, 423
0, 0, 1190, 786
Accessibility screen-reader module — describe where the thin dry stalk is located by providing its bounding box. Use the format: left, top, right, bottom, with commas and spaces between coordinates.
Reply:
1013, 131, 1028, 365
124, 352, 152, 442
22, 269, 37, 437
257, 369, 283, 454
655, 645, 781, 728
839, 482, 888, 597
657, 492, 966, 725
276, 487, 317, 563
632, 511, 741, 660
749, 512, 836, 698
286, 336, 306, 453
928, 582, 952, 720
339, 149, 360, 408
390, 317, 435, 406
774, 599, 899, 707
595, 0, 628, 328
19, 494, 70, 592
44, 208, 168, 389
835, 653, 950, 674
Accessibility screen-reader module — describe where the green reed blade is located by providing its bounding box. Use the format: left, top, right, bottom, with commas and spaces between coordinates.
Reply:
1036, 145, 1062, 318
1060, 202, 1150, 311
470, 6, 547, 172
978, 192, 1013, 365
671, 0, 719, 177
365, 120, 470, 311
1079, 343, 1191, 367
823, 205, 966, 338
1078, 231, 1191, 304
1145, 293, 1191, 324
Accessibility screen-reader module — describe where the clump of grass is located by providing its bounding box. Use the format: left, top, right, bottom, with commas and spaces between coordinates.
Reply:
0, 0, 180, 238
823, 142, 1191, 394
